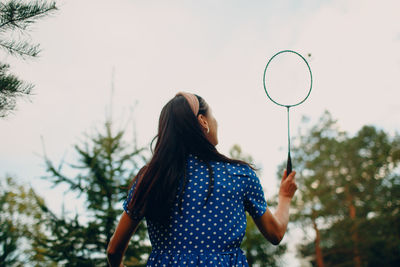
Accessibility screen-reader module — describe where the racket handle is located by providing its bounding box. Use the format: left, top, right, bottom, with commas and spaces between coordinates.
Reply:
286, 152, 292, 175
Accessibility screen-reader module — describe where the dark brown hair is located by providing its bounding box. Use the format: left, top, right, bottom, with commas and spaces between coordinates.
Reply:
127, 94, 252, 225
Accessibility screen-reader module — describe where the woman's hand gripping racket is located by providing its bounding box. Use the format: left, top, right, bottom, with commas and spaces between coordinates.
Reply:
263, 50, 313, 174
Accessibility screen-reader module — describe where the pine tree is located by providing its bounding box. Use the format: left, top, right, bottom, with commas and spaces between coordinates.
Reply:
0, 0, 57, 117
36, 118, 151, 266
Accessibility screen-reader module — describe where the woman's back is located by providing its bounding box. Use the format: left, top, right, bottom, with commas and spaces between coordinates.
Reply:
124, 154, 267, 266
108, 92, 297, 267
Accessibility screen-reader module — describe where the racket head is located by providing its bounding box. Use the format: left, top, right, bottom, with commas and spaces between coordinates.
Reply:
263, 50, 313, 108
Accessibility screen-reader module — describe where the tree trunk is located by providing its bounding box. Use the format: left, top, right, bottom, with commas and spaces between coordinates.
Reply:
347, 192, 361, 267
312, 215, 325, 267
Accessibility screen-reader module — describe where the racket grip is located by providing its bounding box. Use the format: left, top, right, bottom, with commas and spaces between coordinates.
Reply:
286, 152, 292, 175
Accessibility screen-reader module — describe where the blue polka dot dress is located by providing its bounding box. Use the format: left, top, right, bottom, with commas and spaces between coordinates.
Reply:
123, 154, 267, 266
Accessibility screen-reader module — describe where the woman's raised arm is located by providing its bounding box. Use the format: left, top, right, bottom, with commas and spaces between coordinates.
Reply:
253, 170, 297, 245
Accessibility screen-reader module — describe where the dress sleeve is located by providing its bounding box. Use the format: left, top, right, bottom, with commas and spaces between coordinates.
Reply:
243, 167, 267, 219
122, 180, 142, 220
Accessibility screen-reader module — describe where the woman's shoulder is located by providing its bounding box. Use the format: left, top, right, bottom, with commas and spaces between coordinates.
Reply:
224, 161, 255, 177
187, 154, 256, 177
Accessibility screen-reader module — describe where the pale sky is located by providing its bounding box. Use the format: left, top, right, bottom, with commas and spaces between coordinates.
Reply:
1, 0, 399, 265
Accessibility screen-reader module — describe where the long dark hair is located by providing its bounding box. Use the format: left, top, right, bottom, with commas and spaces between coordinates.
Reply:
127, 94, 252, 224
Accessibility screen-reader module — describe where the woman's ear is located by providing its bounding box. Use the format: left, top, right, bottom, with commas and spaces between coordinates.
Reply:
197, 114, 209, 130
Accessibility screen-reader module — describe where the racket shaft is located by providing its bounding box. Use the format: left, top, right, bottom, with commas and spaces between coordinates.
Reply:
287, 152, 292, 175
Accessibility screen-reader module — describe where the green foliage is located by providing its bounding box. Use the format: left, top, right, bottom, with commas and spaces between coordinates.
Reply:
0, 176, 55, 266
36, 119, 151, 266
0, 0, 57, 117
229, 144, 287, 267
0, 0, 57, 57
0, 62, 33, 117
291, 111, 400, 266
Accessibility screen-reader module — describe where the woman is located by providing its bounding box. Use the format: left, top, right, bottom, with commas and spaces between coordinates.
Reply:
107, 92, 297, 266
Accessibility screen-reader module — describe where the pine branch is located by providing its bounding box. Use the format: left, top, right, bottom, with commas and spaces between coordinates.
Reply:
0, 1, 57, 30
0, 39, 40, 58
0, 62, 33, 117
42, 159, 84, 192
0, 62, 32, 93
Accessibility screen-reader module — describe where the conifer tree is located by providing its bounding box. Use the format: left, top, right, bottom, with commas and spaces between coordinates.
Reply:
36, 118, 151, 266
0, 0, 57, 117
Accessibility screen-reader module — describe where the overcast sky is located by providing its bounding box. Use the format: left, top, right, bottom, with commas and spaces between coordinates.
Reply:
1, 0, 399, 264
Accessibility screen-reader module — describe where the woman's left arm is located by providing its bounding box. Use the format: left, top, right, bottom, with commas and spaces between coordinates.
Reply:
107, 212, 142, 267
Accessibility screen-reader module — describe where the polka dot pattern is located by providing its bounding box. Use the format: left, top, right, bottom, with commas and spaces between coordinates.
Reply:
123, 154, 267, 266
